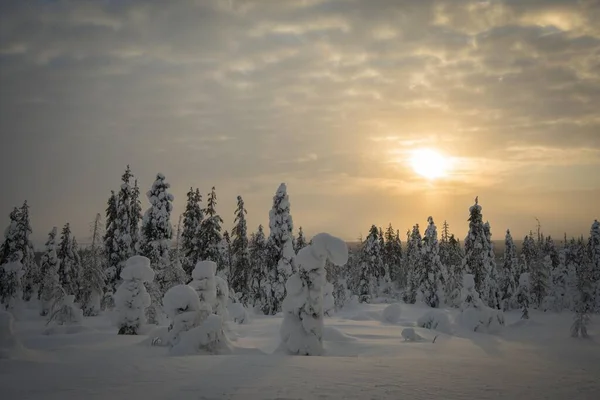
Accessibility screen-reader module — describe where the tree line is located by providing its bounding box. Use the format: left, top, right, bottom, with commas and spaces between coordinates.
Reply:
0, 166, 598, 336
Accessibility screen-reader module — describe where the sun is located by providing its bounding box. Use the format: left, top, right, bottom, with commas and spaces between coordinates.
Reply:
409, 148, 450, 180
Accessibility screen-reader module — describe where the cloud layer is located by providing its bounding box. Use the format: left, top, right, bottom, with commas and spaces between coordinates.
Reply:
1, 0, 599, 245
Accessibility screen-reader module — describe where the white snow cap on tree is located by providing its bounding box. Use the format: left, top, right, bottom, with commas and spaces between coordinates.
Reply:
189, 261, 217, 306
280, 233, 348, 356
114, 256, 154, 335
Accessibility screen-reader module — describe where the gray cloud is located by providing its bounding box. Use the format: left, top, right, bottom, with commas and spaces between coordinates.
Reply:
0, 0, 599, 245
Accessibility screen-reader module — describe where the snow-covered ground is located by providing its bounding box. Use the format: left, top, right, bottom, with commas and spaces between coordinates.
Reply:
1, 303, 599, 400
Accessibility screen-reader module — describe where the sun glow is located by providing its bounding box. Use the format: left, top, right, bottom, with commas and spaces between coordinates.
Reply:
409, 148, 451, 180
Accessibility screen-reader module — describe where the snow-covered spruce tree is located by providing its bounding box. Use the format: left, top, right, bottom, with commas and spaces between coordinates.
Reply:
458, 273, 504, 332
383, 224, 403, 287
71, 237, 83, 300
140, 173, 184, 320
115, 256, 155, 335
1, 261, 24, 311
500, 229, 518, 311
189, 261, 217, 306
264, 183, 296, 315
103, 190, 120, 295
248, 225, 268, 308
130, 179, 143, 255
461, 197, 492, 301
38, 227, 60, 315
588, 220, 600, 313
231, 196, 251, 304
181, 188, 203, 276
483, 222, 501, 309
0, 207, 21, 265
57, 223, 79, 297
357, 225, 384, 303
529, 241, 548, 310
404, 224, 423, 304
114, 166, 135, 283
571, 223, 597, 337
520, 234, 536, 278
80, 214, 106, 316
214, 275, 230, 320
419, 217, 446, 308
218, 230, 233, 281
280, 233, 348, 356
196, 187, 223, 268
515, 272, 532, 320
17, 201, 37, 302
295, 227, 307, 252
548, 247, 569, 312
444, 234, 465, 308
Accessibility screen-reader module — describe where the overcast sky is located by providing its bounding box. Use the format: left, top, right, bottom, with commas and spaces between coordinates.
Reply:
1, 0, 599, 247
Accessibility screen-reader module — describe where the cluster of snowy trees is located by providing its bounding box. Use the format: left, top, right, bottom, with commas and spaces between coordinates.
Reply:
0, 166, 598, 336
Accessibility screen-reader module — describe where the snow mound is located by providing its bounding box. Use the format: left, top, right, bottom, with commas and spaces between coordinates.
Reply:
163, 285, 200, 319
323, 326, 357, 342
0, 311, 24, 359
121, 256, 154, 282
228, 303, 249, 324
381, 303, 402, 324
417, 310, 453, 334
192, 261, 217, 280
458, 307, 505, 334
171, 314, 233, 356
401, 328, 423, 342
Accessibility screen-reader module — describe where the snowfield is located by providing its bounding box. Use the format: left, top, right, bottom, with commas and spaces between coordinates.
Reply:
1, 303, 599, 400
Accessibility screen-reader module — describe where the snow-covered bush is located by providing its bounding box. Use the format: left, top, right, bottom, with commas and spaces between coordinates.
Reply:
114, 256, 154, 335
401, 328, 423, 342
514, 272, 532, 320
323, 282, 335, 317
417, 310, 452, 334
189, 261, 217, 305
0, 310, 24, 359
46, 294, 83, 327
1, 261, 24, 312
228, 302, 249, 324
214, 275, 230, 321
280, 233, 348, 356
381, 303, 402, 324
458, 274, 504, 334
163, 285, 210, 348
163, 284, 231, 355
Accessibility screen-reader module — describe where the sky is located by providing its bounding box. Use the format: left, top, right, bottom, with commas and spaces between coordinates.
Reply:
1, 0, 599, 247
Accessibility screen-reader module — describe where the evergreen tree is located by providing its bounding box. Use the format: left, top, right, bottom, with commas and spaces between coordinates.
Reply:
295, 227, 307, 252
39, 227, 62, 316
103, 191, 120, 293
571, 234, 594, 338
80, 214, 106, 316
17, 201, 37, 301
71, 237, 83, 301
181, 188, 203, 276
483, 222, 501, 309
357, 225, 384, 303
548, 246, 570, 312
249, 225, 268, 308
404, 224, 423, 304
588, 220, 600, 313
218, 230, 233, 280
462, 197, 492, 299
529, 239, 548, 309
231, 196, 251, 304
520, 234, 536, 277
197, 187, 223, 266
130, 179, 143, 254
140, 173, 185, 297
383, 224, 403, 286
444, 234, 465, 307
515, 272, 531, 320
419, 217, 446, 308
263, 183, 296, 314
57, 223, 79, 296
1, 208, 24, 308
500, 230, 518, 311
115, 166, 135, 281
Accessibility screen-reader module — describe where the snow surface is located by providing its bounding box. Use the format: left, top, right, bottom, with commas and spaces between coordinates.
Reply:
0, 304, 599, 399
